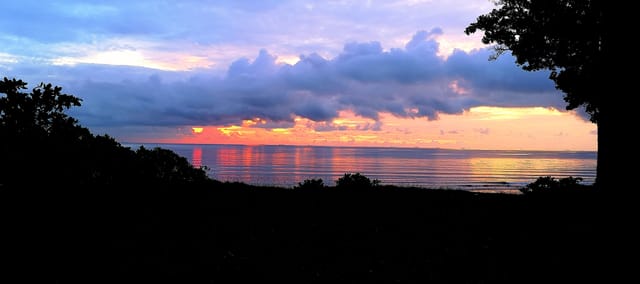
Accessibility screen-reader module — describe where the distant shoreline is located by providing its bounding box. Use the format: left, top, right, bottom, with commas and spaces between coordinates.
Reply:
121, 142, 597, 153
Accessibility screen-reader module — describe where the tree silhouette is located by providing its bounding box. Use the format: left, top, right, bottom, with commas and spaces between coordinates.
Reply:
1, 77, 210, 186
0, 78, 81, 138
294, 178, 325, 190
465, 0, 618, 189
135, 146, 209, 184
1, 78, 85, 184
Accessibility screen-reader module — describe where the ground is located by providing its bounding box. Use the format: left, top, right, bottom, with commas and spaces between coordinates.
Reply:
0, 183, 619, 283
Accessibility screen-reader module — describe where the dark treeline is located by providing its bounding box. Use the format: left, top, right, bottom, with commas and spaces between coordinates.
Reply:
0, 77, 211, 187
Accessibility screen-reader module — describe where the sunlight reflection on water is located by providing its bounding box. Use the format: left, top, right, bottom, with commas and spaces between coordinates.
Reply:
126, 143, 597, 192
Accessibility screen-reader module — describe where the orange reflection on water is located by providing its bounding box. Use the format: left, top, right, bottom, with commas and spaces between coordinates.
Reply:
469, 154, 594, 185
217, 147, 238, 166
214, 146, 250, 182
271, 147, 287, 167
469, 157, 523, 182
243, 146, 253, 167
192, 146, 202, 168
293, 147, 306, 183
330, 148, 361, 175
241, 146, 253, 182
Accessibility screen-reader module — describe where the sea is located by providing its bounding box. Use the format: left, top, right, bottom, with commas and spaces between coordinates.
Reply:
124, 143, 597, 193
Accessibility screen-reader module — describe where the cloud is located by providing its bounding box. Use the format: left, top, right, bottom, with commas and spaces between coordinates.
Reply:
1, 1, 495, 65
4, 29, 569, 132
309, 119, 383, 132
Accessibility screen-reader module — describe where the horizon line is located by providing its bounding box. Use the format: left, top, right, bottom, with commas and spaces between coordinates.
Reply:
119, 141, 597, 153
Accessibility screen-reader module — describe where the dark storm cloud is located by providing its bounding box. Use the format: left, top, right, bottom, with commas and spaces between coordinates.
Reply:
5, 30, 566, 130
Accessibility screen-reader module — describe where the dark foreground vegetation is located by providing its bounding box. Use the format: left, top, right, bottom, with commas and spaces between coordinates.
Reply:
0, 181, 619, 283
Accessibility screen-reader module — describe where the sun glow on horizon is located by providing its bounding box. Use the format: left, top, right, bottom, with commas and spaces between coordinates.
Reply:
470, 106, 563, 120
140, 106, 597, 151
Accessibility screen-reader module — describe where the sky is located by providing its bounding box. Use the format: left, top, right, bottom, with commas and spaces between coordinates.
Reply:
0, 0, 596, 151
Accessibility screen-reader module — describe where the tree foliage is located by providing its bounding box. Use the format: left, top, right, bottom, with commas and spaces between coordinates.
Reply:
335, 173, 380, 189
463, 0, 625, 189
465, 0, 604, 122
135, 146, 209, 184
520, 176, 588, 194
294, 178, 325, 190
0, 77, 210, 186
0, 78, 82, 138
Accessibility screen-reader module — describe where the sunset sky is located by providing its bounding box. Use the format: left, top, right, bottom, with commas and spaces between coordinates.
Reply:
0, 0, 596, 151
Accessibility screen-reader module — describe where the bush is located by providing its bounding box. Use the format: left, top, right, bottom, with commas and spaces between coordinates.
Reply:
335, 173, 380, 189
294, 178, 325, 190
520, 176, 586, 194
135, 146, 210, 184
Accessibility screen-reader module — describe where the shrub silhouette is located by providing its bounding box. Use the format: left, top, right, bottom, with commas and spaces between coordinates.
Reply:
135, 146, 209, 184
294, 178, 325, 190
335, 173, 380, 189
0, 77, 210, 186
520, 176, 586, 194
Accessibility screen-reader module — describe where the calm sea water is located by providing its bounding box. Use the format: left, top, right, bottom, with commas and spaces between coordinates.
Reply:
125, 143, 596, 192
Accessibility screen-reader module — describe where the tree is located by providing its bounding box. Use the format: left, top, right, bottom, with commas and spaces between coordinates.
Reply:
465, 0, 619, 190
0, 77, 82, 138
1, 77, 85, 184
1, 77, 210, 186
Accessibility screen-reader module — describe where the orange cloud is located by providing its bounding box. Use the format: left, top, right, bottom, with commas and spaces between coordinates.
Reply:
165, 107, 596, 151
